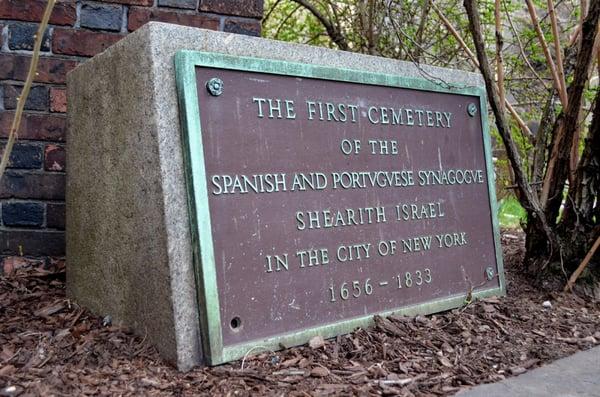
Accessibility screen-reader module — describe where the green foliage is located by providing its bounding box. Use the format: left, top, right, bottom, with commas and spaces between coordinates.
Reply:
263, 0, 484, 70
262, 0, 333, 47
498, 196, 527, 229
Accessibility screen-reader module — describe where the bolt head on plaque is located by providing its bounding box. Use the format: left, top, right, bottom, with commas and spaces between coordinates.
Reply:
485, 267, 495, 280
206, 78, 223, 96
467, 103, 477, 117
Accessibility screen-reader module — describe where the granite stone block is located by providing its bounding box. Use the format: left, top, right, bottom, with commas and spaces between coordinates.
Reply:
66, 22, 484, 371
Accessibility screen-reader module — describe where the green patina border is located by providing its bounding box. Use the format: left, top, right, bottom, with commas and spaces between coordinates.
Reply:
175, 50, 505, 366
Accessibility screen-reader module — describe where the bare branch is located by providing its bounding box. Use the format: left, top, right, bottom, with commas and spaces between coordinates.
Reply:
272, 4, 302, 39
388, 6, 446, 65
541, 0, 600, 217
367, 0, 377, 55
262, 0, 283, 26
561, 54, 600, 233
582, 0, 589, 28
570, 27, 600, 178
548, 0, 567, 101
431, 0, 534, 140
0, 0, 55, 183
564, 235, 600, 291
430, 1, 477, 62
525, 0, 569, 107
413, 0, 432, 61
531, 95, 556, 191
570, 24, 581, 45
291, 0, 349, 51
463, 0, 552, 244
495, 0, 505, 111
503, 0, 550, 89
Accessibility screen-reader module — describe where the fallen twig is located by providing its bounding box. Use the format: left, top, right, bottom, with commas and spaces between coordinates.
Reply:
564, 235, 600, 292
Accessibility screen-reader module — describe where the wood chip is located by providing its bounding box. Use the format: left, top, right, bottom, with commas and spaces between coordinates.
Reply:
2, 232, 600, 396
308, 335, 325, 349
438, 356, 453, 368
0, 365, 16, 376
33, 301, 66, 317
310, 366, 330, 377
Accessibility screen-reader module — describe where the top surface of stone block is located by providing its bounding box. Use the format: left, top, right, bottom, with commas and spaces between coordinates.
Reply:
70, 22, 483, 89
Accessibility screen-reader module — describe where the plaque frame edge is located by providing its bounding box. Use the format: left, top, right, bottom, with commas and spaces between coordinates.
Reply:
174, 50, 505, 366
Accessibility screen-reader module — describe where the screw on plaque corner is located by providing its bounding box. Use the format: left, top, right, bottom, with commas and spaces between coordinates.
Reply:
485, 267, 495, 280
206, 77, 223, 96
467, 103, 478, 117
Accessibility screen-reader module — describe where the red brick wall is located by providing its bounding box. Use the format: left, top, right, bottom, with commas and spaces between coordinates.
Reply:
0, 0, 263, 273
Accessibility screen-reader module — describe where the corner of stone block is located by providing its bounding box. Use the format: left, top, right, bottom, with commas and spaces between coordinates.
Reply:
176, 357, 204, 372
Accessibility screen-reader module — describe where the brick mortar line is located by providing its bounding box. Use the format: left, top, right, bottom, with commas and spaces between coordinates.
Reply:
1, 169, 65, 175
52, 26, 126, 35
1, 198, 65, 203
0, 107, 67, 115
127, 6, 259, 18
0, 80, 70, 87
0, 168, 65, 174
195, 11, 262, 22
0, 52, 91, 63
0, 170, 66, 175
1, 171, 66, 175
214, 14, 263, 22
75, 1, 82, 29
0, 253, 65, 256
0, 25, 8, 52
149, 4, 199, 12
0, 138, 66, 145
0, 227, 64, 233
121, 5, 129, 33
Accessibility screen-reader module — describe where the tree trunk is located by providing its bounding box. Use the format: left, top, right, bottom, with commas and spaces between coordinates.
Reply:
466, 0, 600, 278
464, 0, 556, 266
558, 88, 600, 270
541, 0, 600, 225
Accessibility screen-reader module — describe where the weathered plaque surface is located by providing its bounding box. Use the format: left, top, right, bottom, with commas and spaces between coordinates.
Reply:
175, 51, 504, 365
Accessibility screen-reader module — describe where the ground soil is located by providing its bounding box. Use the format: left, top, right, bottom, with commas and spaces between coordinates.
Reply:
1, 232, 600, 396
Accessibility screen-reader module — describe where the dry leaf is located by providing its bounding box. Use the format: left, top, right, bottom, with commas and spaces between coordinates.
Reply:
310, 366, 330, 377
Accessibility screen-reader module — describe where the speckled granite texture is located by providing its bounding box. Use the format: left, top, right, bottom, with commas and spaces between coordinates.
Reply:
66, 22, 484, 370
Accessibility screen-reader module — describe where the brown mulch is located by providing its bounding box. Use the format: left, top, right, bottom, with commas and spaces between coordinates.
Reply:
1, 232, 600, 396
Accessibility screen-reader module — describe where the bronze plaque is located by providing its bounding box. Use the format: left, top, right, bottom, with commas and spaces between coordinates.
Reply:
176, 51, 504, 365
